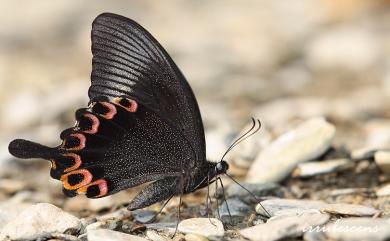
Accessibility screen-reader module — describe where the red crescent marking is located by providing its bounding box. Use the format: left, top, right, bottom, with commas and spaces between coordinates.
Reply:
128, 99, 138, 112
62, 153, 82, 172
77, 179, 108, 197
100, 102, 117, 119
113, 97, 138, 112
65, 133, 86, 151
83, 113, 100, 134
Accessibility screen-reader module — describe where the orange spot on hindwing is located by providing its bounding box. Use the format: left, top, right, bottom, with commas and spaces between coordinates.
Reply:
61, 169, 93, 190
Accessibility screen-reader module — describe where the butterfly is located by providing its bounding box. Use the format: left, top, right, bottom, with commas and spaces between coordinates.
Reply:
8, 12, 233, 211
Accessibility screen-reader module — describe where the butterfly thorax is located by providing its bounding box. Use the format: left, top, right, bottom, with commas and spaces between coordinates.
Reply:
184, 160, 229, 193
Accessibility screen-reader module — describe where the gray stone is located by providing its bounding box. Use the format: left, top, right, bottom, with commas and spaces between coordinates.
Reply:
0, 203, 82, 241
292, 158, 354, 177
178, 218, 224, 238
364, 120, 390, 150
218, 198, 251, 223
240, 213, 330, 241
0, 202, 30, 227
133, 210, 157, 224
321, 218, 390, 241
256, 199, 378, 218
375, 151, 390, 174
144, 223, 176, 234
85, 219, 121, 232
225, 182, 283, 202
321, 203, 378, 216
256, 199, 327, 217
88, 229, 148, 241
247, 118, 336, 183
304, 230, 327, 241
351, 147, 377, 160
268, 208, 323, 221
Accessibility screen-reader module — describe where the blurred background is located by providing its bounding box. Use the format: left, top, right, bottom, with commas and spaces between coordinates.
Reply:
0, 0, 389, 216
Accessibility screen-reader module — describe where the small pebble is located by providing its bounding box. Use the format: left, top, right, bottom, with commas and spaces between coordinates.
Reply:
351, 147, 377, 160
184, 233, 209, 241
88, 197, 115, 211
329, 188, 373, 197
321, 203, 378, 216
375, 151, 390, 174
146, 230, 170, 241
0, 203, 82, 241
85, 219, 121, 232
257, 198, 378, 217
292, 158, 354, 177
88, 229, 148, 241
178, 218, 224, 238
64, 196, 114, 212
247, 118, 336, 183
218, 198, 251, 223
96, 208, 131, 221
308, 218, 390, 241
0, 178, 27, 194
256, 199, 327, 217
133, 210, 157, 224
144, 222, 176, 234
0, 202, 30, 227
240, 213, 329, 241
377, 183, 390, 196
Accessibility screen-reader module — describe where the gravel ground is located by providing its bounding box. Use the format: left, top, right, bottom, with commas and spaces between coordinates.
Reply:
0, 1, 390, 241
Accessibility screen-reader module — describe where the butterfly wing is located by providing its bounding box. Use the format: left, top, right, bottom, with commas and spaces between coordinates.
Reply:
9, 13, 207, 199
89, 13, 206, 163
9, 97, 196, 198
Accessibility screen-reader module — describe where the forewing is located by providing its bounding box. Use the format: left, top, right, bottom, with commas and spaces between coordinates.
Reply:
89, 13, 205, 163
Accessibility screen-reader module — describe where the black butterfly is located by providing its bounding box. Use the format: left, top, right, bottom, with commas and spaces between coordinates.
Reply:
8, 13, 232, 211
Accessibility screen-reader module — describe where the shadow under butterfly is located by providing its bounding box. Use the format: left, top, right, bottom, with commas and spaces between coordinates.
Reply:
8, 13, 269, 228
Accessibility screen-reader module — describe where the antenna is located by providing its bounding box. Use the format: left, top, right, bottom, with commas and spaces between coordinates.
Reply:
220, 118, 262, 161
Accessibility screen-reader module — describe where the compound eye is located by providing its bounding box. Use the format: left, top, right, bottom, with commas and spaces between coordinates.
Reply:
216, 162, 223, 171
221, 161, 229, 172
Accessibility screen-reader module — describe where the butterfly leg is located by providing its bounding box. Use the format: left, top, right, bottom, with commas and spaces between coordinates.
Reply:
218, 177, 234, 226
127, 177, 179, 211
215, 179, 221, 220
171, 169, 187, 238
205, 173, 217, 227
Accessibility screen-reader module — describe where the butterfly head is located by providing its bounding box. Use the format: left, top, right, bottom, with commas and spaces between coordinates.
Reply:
215, 160, 229, 175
